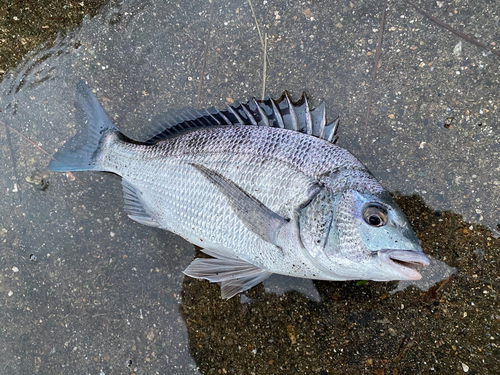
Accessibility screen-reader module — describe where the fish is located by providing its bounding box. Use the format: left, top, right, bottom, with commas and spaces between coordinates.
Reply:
48, 80, 430, 299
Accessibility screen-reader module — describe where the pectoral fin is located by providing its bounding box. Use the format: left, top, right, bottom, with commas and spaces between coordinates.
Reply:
183, 247, 272, 299
122, 180, 160, 227
189, 163, 289, 245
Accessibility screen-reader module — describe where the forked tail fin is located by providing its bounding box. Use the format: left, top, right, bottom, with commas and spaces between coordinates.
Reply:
48, 80, 119, 172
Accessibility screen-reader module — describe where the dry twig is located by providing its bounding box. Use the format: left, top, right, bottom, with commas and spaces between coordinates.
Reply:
363, 0, 388, 146
405, 0, 500, 57
261, 33, 267, 100
196, 0, 215, 107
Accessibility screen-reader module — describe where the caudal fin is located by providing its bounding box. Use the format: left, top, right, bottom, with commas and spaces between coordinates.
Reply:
48, 80, 118, 172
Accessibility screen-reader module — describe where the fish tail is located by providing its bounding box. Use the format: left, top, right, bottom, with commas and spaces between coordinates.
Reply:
48, 80, 120, 172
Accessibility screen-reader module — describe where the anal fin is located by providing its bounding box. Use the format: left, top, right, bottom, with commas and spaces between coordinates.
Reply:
183, 247, 272, 299
122, 180, 160, 228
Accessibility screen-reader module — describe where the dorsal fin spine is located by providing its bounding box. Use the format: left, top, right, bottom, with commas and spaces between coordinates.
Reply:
270, 99, 285, 128
318, 103, 327, 139
205, 112, 222, 126
284, 92, 299, 131
239, 104, 258, 126
226, 105, 245, 125
209, 107, 231, 125
327, 117, 340, 143
178, 113, 196, 128
303, 94, 313, 135
251, 98, 271, 127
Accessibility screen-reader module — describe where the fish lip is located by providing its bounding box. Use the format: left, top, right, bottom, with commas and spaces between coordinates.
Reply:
378, 249, 431, 280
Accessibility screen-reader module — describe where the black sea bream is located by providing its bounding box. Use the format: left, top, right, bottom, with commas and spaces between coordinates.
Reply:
49, 81, 430, 299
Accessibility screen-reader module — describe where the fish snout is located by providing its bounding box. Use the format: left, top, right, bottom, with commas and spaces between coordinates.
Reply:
378, 249, 430, 280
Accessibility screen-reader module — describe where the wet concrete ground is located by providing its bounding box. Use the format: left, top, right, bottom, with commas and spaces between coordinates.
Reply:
0, 0, 498, 374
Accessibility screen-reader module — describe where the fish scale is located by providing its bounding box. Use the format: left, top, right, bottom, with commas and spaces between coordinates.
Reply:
49, 81, 430, 299
103, 132, 316, 268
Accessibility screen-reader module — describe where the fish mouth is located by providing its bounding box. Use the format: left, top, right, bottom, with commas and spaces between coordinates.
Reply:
378, 249, 431, 280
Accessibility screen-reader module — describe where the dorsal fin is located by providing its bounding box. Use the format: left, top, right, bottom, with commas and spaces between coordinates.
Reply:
142, 92, 340, 145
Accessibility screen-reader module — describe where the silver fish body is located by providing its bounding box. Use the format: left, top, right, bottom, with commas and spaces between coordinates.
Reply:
49, 81, 430, 298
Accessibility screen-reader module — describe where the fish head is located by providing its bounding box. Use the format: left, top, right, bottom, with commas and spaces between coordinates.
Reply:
300, 188, 430, 281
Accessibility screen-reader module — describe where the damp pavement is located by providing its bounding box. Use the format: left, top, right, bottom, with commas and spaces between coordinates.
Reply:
0, 0, 498, 374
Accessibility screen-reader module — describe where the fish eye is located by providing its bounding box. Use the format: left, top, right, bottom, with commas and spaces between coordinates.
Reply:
362, 204, 388, 227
